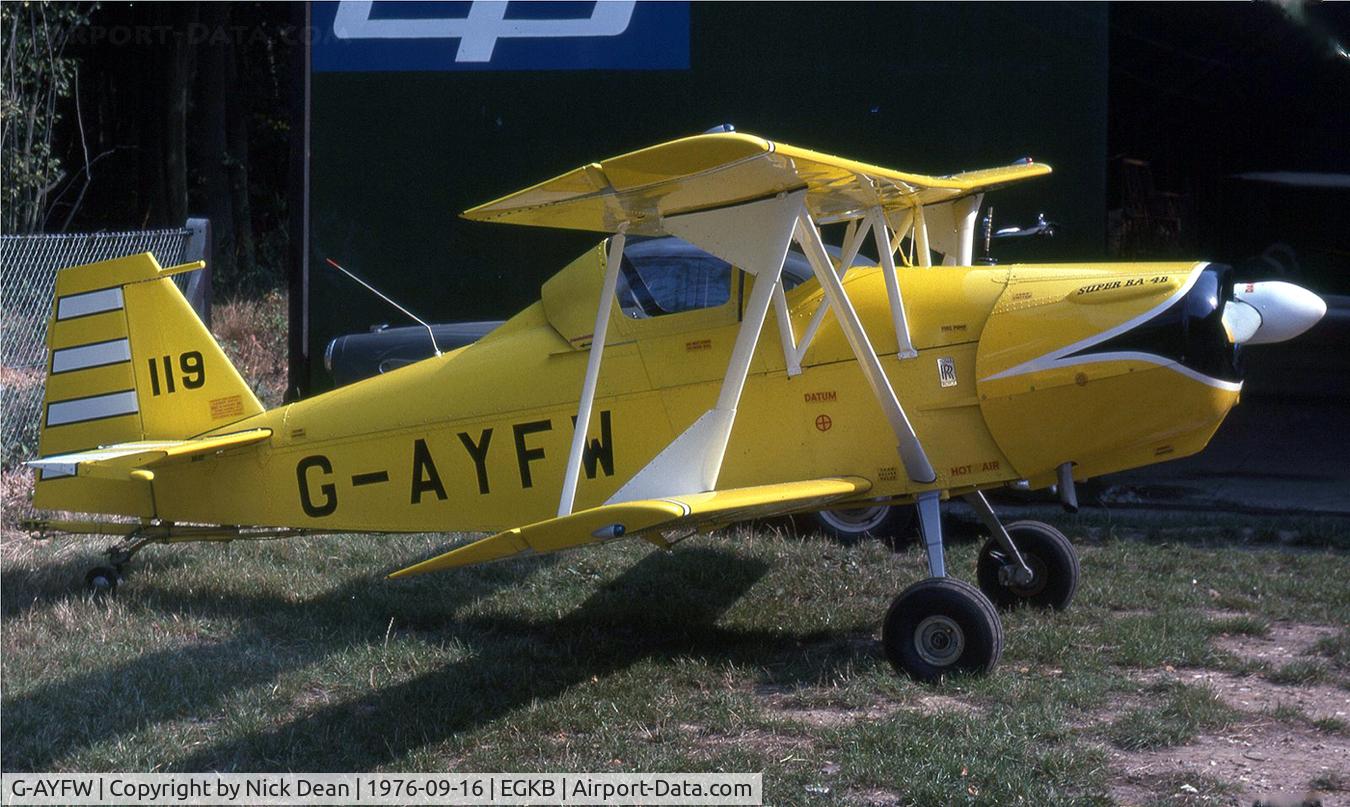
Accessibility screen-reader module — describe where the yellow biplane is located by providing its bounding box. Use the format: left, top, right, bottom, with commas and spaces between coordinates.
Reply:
24, 132, 1326, 680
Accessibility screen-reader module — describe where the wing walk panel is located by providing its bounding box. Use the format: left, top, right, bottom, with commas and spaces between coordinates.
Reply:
388, 476, 873, 578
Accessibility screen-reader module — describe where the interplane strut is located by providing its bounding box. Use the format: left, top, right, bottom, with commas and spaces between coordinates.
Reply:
558, 224, 627, 516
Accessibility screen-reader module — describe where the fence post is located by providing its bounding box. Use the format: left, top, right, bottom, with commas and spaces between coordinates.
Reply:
183, 217, 213, 326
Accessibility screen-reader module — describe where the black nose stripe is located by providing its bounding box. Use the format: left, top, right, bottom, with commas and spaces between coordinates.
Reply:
1063, 266, 1241, 384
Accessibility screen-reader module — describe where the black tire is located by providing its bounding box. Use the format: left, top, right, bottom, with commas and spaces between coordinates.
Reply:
976, 520, 1079, 611
882, 577, 1003, 682
814, 505, 914, 548
84, 565, 120, 595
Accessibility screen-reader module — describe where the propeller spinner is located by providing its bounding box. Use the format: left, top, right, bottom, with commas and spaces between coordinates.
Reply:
1222, 281, 1327, 345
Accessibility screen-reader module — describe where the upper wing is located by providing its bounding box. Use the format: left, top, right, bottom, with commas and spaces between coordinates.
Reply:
388, 475, 873, 578
461, 132, 1050, 234
26, 428, 271, 480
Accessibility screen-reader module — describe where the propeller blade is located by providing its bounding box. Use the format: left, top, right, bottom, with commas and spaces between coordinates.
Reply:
1221, 299, 1262, 344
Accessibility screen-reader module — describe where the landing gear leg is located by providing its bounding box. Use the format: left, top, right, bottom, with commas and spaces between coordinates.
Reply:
968, 492, 1080, 611
915, 490, 946, 578
882, 491, 1004, 682
965, 492, 1034, 588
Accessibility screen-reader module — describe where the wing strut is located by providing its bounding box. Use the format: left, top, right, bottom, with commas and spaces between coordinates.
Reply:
606, 190, 806, 503
777, 207, 919, 374
951, 194, 983, 266
911, 203, 932, 267
867, 207, 918, 359
794, 212, 937, 484
777, 216, 870, 376
771, 279, 798, 376
558, 223, 628, 517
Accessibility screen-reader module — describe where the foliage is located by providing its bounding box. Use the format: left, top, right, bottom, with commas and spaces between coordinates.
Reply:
0, 375, 43, 468
0, 2, 95, 234
212, 289, 290, 407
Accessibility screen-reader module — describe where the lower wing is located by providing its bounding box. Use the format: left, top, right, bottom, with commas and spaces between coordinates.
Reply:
388, 476, 872, 579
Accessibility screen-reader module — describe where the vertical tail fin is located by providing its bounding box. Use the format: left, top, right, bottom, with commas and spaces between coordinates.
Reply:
33, 252, 263, 514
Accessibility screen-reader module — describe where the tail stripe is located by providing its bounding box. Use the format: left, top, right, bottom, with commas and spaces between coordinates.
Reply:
50, 338, 132, 374
56, 287, 124, 320
45, 389, 139, 427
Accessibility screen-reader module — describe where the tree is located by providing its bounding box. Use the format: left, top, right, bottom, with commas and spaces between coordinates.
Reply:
1, 2, 95, 233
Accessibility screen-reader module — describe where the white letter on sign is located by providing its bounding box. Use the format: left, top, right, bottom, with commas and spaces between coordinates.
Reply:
332, 0, 638, 62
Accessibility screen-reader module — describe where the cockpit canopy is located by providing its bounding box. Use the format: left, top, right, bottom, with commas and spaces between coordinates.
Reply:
614, 235, 866, 319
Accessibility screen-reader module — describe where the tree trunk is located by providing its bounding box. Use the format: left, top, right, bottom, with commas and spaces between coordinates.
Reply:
194, 2, 235, 284
136, 2, 195, 228
226, 30, 254, 288
162, 4, 193, 227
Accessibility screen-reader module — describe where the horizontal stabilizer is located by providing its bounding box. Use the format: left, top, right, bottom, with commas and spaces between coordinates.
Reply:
27, 428, 271, 479
388, 475, 873, 578
462, 132, 1050, 234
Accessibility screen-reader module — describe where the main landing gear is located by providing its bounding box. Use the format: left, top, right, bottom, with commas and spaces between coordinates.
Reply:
881, 491, 1080, 682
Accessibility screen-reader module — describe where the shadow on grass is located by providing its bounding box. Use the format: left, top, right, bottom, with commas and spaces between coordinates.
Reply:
1, 636, 291, 770
152, 547, 874, 772
0, 550, 537, 770
0, 551, 195, 619
6, 547, 876, 771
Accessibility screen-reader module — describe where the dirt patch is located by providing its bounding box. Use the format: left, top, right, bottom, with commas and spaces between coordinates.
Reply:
1161, 668, 1350, 725
1109, 608, 1156, 617
755, 688, 976, 729
1109, 717, 1346, 806
844, 787, 902, 805
1113, 657, 1350, 805
1215, 621, 1339, 669
687, 726, 813, 757
772, 704, 897, 728
909, 693, 979, 716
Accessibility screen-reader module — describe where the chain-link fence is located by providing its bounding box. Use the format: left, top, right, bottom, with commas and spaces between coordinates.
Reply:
1, 225, 209, 468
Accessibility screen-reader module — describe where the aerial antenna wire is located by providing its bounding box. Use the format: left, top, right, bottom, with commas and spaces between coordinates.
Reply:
324, 257, 442, 356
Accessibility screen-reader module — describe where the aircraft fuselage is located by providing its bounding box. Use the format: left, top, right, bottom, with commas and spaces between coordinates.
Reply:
121, 248, 1239, 534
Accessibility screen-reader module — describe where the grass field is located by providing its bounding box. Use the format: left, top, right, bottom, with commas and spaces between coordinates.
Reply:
2, 500, 1347, 806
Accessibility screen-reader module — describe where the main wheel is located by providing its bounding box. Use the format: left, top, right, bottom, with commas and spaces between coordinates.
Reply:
882, 578, 1003, 682
84, 565, 120, 595
976, 520, 1079, 611
814, 505, 913, 548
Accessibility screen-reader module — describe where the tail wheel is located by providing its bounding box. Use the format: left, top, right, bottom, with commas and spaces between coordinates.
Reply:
882, 578, 1003, 682
814, 505, 914, 548
84, 565, 120, 595
976, 520, 1079, 611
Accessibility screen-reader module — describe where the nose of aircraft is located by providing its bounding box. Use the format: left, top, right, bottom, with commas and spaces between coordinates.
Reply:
1222, 281, 1327, 345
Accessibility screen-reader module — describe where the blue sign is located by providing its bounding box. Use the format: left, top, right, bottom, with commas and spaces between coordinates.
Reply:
311, 1, 689, 72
